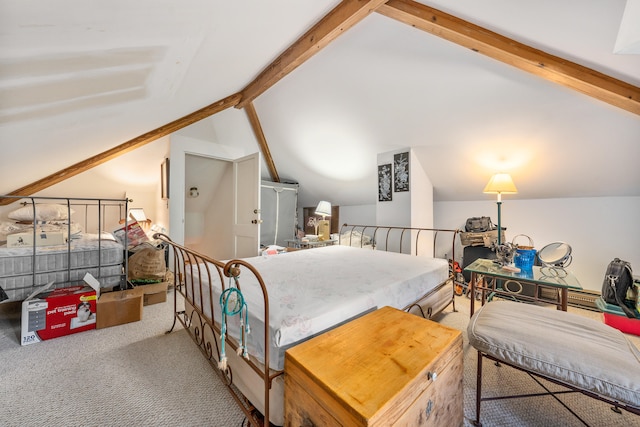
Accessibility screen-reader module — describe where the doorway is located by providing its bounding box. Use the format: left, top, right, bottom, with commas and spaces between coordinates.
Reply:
184, 154, 233, 259
169, 136, 261, 259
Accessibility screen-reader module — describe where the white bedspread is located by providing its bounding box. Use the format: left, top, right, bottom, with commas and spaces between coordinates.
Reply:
187, 245, 448, 370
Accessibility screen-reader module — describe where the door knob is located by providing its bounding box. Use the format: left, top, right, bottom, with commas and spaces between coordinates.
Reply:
252, 219, 263, 224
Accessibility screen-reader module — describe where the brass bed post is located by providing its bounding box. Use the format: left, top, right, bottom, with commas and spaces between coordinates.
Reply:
223, 259, 275, 427
154, 234, 279, 427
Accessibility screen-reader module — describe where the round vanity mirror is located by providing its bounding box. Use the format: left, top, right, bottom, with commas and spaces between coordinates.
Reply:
538, 242, 572, 267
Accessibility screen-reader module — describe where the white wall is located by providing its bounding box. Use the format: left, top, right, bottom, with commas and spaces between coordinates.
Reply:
338, 204, 376, 230
201, 164, 234, 259
409, 150, 434, 229
434, 196, 640, 292
0, 138, 169, 232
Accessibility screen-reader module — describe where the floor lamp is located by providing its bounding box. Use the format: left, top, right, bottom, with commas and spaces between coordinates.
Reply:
483, 173, 517, 245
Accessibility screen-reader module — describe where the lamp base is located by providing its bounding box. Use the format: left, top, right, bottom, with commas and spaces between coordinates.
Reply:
318, 220, 330, 241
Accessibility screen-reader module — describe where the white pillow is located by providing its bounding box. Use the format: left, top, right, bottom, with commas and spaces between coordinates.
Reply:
340, 230, 372, 247
8, 204, 74, 221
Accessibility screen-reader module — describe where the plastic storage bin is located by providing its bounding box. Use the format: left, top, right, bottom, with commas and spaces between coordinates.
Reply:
595, 297, 640, 336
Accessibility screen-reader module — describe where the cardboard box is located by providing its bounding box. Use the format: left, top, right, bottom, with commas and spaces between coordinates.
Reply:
8, 231, 65, 248
96, 287, 144, 329
21, 280, 99, 346
137, 281, 168, 306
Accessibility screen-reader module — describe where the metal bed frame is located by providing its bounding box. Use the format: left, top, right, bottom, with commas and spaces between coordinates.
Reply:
156, 224, 461, 426
0, 195, 129, 301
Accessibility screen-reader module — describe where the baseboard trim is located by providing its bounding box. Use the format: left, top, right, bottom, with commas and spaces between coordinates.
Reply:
567, 289, 600, 311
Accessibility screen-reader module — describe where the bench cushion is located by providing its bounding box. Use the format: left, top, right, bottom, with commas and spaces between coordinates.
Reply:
468, 300, 640, 408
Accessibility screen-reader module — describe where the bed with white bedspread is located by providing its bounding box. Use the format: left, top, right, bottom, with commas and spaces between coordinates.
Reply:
157, 224, 461, 426
188, 244, 449, 371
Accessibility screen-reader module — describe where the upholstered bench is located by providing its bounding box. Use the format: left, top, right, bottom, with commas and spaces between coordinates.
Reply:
467, 300, 640, 426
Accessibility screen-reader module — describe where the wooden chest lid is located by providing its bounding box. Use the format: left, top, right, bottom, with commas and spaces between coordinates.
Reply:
285, 306, 462, 424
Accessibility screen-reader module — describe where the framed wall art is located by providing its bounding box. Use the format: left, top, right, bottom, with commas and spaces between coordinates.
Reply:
394, 151, 409, 192
378, 163, 392, 202
161, 158, 170, 200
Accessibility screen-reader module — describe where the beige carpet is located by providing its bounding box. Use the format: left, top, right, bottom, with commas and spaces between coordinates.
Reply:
1, 290, 638, 426
0, 291, 245, 427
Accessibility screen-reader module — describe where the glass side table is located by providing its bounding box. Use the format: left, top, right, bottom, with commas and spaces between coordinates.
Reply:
464, 258, 582, 315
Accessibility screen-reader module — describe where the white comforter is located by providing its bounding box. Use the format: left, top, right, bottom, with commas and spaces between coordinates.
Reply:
187, 245, 448, 370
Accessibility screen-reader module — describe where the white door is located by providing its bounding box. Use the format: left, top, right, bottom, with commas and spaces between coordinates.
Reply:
233, 152, 261, 258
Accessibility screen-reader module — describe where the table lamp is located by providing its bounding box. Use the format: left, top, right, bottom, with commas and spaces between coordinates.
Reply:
129, 208, 152, 231
483, 173, 517, 245
315, 201, 332, 241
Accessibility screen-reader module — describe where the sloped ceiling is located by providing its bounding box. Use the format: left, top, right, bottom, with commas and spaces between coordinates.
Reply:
1, 1, 639, 208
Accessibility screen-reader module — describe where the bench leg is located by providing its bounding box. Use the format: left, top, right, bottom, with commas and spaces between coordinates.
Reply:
473, 351, 483, 426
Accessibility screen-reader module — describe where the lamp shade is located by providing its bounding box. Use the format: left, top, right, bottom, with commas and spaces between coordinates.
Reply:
315, 201, 332, 217
483, 173, 518, 194
129, 208, 147, 222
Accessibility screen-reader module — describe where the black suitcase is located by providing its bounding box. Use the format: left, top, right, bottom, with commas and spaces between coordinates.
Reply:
462, 246, 496, 283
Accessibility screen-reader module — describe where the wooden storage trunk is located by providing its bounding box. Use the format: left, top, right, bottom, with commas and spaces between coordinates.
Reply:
284, 306, 463, 426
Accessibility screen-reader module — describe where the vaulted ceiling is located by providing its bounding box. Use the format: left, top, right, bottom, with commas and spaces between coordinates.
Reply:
1, 1, 639, 208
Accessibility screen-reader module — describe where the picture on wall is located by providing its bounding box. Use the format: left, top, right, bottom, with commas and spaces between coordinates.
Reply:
378, 163, 392, 202
161, 158, 170, 200
394, 152, 409, 192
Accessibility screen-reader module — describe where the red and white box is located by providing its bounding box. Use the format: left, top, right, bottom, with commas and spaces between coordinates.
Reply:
21, 276, 100, 346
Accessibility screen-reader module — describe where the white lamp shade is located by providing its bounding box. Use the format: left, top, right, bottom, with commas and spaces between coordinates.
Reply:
129, 208, 147, 222
315, 201, 332, 217
483, 173, 518, 194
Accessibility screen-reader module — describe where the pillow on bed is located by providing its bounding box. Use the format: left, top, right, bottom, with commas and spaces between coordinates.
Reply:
339, 230, 373, 248
8, 204, 74, 221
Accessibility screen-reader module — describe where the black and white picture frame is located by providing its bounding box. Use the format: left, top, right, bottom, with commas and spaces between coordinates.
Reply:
161, 158, 170, 200
394, 152, 409, 192
378, 163, 392, 202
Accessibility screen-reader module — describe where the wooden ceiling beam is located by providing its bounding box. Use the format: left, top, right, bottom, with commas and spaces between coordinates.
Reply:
0, 93, 242, 206
244, 102, 280, 182
236, 0, 389, 109
377, 0, 640, 115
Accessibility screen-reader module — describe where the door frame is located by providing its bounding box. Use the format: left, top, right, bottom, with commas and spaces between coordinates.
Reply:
168, 135, 248, 246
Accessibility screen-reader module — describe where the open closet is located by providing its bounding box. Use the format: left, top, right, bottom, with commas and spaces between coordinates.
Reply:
260, 181, 298, 248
